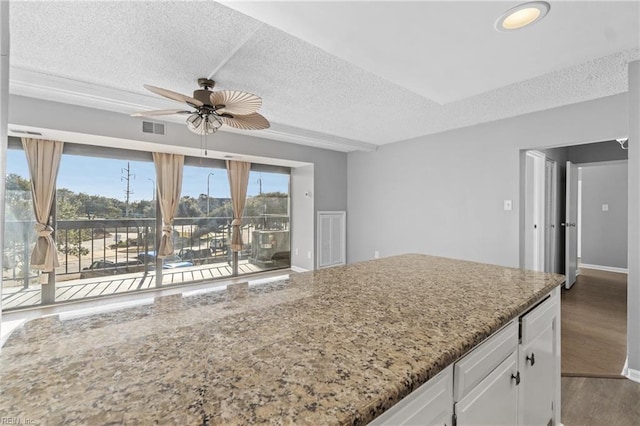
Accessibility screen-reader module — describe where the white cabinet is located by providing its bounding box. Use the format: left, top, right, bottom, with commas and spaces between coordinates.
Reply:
518, 292, 559, 426
455, 351, 519, 426
370, 365, 453, 426
453, 290, 560, 426
453, 321, 519, 426
368, 289, 560, 426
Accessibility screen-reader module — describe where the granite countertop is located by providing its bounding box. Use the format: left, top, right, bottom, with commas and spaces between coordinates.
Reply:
0, 254, 564, 425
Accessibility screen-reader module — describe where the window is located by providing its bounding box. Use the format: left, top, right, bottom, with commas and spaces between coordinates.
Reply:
242, 170, 291, 273
54, 153, 158, 302
2, 139, 292, 311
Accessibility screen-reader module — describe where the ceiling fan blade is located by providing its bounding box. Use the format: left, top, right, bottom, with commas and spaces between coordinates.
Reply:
143, 84, 204, 108
220, 112, 270, 131
131, 109, 192, 117
210, 90, 262, 115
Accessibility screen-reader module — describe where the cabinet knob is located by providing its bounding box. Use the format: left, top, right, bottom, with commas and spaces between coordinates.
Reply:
526, 353, 536, 366
511, 371, 520, 385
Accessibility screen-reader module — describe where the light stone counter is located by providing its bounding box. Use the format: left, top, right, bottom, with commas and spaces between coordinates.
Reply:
0, 254, 565, 425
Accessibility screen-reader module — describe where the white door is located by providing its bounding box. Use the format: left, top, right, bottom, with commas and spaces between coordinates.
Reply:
565, 161, 579, 289
525, 151, 546, 271
544, 160, 557, 273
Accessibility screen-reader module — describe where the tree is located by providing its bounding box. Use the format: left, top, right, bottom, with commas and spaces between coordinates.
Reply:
177, 196, 203, 217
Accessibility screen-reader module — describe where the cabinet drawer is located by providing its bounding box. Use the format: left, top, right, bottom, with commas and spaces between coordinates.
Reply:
455, 351, 519, 426
520, 292, 557, 345
453, 320, 518, 401
370, 365, 453, 426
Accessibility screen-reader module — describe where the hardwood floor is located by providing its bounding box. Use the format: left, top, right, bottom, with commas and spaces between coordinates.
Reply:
562, 376, 640, 426
561, 267, 627, 377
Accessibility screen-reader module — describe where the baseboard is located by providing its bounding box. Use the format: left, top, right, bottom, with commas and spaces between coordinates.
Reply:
290, 266, 310, 273
622, 358, 640, 383
579, 263, 628, 274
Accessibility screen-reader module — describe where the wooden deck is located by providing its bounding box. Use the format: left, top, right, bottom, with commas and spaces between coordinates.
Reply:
1, 260, 267, 310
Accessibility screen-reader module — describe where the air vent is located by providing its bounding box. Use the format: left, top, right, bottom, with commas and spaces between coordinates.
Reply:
9, 129, 43, 136
142, 121, 165, 135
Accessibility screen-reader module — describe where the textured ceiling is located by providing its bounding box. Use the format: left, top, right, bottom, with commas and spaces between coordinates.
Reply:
8, 1, 640, 152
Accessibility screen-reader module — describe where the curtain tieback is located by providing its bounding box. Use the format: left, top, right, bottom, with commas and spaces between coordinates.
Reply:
231, 219, 242, 226
162, 225, 173, 236
34, 223, 54, 238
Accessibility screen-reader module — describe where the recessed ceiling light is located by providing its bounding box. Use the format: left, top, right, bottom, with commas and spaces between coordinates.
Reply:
495, 1, 550, 31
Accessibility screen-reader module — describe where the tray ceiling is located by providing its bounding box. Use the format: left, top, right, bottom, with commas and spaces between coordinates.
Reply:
8, 1, 640, 152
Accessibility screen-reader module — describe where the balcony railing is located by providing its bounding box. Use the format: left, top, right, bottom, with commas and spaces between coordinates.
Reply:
3, 215, 290, 289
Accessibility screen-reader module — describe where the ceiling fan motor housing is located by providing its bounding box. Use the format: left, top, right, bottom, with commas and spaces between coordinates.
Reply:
194, 89, 215, 106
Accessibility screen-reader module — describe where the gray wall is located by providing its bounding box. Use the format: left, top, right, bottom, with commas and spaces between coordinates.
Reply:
348, 93, 629, 267
8, 94, 348, 271
290, 164, 314, 270
568, 140, 628, 163
628, 60, 640, 375
580, 162, 628, 269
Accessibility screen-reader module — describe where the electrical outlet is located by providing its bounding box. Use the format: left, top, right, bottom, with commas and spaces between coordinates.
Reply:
504, 200, 513, 211
307, 251, 311, 259
295, 248, 299, 256
602, 204, 609, 212
374, 251, 379, 259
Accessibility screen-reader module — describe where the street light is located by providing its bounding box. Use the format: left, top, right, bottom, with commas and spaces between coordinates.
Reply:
207, 172, 215, 216
148, 178, 155, 201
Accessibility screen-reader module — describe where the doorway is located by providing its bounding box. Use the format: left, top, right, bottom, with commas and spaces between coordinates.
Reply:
521, 140, 630, 378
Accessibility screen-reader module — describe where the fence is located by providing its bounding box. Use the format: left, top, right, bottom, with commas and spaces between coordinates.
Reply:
3, 215, 289, 288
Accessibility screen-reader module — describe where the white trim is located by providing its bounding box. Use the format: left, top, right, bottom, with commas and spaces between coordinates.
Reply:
622, 358, 640, 383
579, 263, 629, 274
9, 67, 377, 153
290, 266, 310, 273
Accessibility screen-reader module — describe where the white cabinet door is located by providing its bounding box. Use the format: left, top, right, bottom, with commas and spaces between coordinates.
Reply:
370, 365, 453, 426
518, 292, 559, 426
455, 352, 519, 426
519, 323, 555, 426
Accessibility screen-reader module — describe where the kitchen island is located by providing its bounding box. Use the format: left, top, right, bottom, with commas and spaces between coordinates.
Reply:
0, 254, 564, 425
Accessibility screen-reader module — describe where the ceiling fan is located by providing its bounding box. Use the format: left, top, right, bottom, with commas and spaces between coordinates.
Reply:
132, 78, 270, 135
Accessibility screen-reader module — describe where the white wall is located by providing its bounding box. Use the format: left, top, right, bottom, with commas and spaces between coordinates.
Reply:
580, 162, 628, 269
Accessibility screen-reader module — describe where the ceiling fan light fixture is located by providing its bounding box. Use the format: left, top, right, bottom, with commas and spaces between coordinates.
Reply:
186, 113, 222, 135
496, 1, 550, 31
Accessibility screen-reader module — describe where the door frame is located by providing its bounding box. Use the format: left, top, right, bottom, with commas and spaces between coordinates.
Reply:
522, 150, 546, 272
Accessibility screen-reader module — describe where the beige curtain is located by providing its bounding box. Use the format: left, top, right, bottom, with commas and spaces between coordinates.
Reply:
22, 138, 64, 272
153, 152, 184, 257
226, 160, 251, 252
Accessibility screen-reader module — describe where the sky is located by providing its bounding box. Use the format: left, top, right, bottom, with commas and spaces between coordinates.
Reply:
6, 150, 289, 202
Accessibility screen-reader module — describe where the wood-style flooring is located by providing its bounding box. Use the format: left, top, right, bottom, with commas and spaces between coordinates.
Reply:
562, 376, 640, 426
561, 267, 627, 378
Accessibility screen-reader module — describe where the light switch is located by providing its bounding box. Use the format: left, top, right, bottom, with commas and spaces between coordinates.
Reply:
504, 200, 513, 211
602, 204, 609, 211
